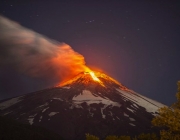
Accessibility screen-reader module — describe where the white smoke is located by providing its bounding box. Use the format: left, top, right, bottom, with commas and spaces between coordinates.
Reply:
0, 15, 89, 83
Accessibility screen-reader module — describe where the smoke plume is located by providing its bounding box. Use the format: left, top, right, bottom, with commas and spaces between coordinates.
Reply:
0, 15, 89, 84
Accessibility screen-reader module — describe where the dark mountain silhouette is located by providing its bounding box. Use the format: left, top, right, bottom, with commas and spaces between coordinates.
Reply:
0, 71, 165, 139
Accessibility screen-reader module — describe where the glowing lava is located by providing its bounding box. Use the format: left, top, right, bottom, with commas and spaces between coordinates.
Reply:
60, 67, 120, 87
89, 71, 100, 81
84, 71, 104, 86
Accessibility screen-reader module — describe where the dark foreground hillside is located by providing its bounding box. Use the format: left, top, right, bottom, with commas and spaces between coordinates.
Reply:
0, 116, 63, 140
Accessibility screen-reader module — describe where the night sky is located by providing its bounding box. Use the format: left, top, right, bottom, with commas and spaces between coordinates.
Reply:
0, 1, 180, 105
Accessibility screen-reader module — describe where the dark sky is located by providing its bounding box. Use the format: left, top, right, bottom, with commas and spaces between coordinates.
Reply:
0, 0, 180, 105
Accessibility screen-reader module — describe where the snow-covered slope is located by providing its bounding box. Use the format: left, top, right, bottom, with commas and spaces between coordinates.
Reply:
0, 71, 165, 140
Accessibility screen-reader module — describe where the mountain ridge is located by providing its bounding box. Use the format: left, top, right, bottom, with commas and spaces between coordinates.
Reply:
0, 71, 165, 139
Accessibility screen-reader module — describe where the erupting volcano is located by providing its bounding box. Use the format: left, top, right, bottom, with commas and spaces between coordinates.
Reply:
60, 71, 107, 87
0, 70, 165, 140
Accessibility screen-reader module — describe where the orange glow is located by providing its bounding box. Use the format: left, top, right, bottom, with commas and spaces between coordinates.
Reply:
50, 44, 92, 84
59, 68, 123, 88
84, 70, 104, 86
49, 44, 105, 87
83, 69, 100, 82
89, 71, 100, 81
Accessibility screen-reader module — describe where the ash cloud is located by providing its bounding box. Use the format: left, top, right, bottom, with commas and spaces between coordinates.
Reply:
0, 15, 88, 99
0, 15, 90, 100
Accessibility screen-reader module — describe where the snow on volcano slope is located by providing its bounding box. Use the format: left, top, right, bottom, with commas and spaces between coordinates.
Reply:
73, 90, 121, 107
116, 89, 165, 113
0, 95, 24, 110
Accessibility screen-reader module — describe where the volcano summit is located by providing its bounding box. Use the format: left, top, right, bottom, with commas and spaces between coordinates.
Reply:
0, 71, 165, 139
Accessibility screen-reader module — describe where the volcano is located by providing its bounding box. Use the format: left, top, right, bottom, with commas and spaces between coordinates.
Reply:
0, 71, 165, 139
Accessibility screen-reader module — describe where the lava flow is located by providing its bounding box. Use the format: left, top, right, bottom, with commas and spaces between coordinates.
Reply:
59, 69, 105, 87
84, 71, 100, 82
84, 71, 104, 86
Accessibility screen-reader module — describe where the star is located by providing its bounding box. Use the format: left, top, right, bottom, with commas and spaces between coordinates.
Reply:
86, 20, 95, 23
